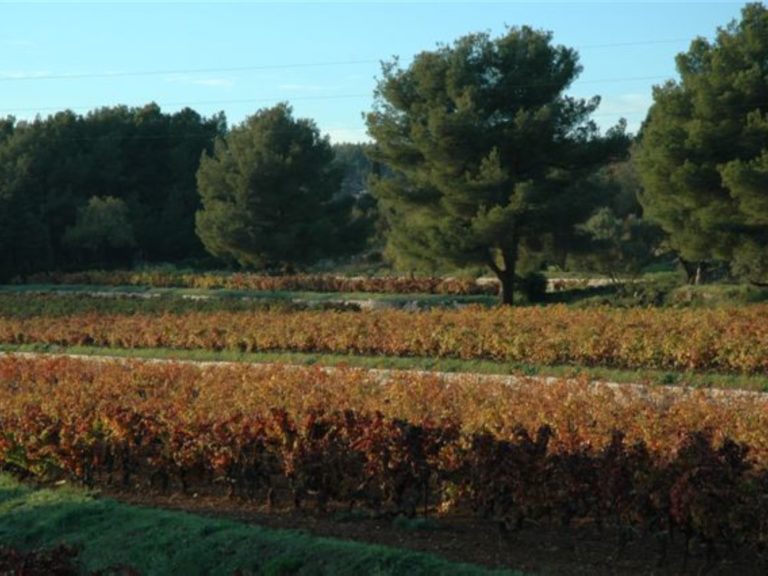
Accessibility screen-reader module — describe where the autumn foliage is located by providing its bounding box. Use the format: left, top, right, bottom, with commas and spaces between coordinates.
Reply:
2, 355, 768, 561
2, 304, 768, 373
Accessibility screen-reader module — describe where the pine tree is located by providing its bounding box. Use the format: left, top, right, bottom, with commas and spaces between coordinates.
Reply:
637, 3, 768, 284
196, 103, 359, 270
366, 27, 627, 304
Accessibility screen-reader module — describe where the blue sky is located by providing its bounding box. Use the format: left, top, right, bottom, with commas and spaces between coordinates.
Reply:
0, 1, 748, 142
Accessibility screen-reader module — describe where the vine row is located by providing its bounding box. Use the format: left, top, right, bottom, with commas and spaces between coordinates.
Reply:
2, 304, 768, 373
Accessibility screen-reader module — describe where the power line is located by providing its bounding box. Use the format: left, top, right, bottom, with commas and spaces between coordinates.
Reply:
0, 37, 695, 83
0, 59, 380, 83
577, 38, 691, 50
0, 74, 678, 116
5, 98, 765, 143
1, 94, 373, 115
7, 91, 763, 123
575, 75, 668, 85
5, 79, 762, 126
8, 93, 757, 125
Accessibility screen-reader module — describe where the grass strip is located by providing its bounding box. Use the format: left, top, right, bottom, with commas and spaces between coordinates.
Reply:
2, 342, 766, 393
0, 284, 497, 307
0, 474, 520, 576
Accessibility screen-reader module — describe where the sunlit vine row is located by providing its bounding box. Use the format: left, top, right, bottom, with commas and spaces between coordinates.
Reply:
2, 355, 767, 562
2, 304, 768, 373
2, 355, 767, 460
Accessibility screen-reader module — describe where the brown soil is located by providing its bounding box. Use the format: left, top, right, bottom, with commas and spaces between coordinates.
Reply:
103, 488, 764, 576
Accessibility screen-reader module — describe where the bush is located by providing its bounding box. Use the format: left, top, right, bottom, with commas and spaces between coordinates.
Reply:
519, 272, 548, 303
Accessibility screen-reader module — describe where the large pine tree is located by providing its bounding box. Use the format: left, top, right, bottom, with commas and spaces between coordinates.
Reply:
366, 27, 627, 304
637, 3, 768, 284
196, 103, 360, 270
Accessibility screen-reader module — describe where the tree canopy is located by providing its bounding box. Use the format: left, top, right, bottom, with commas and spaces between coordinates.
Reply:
637, 3, 768, 284
63, 196, 136, 267
195, 103, 364, 270
366, 26, 628, 303
570, 152, 663, 280
0, 104, 224, 280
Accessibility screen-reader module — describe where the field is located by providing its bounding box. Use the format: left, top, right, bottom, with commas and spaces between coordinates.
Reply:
1, 280, 768, 574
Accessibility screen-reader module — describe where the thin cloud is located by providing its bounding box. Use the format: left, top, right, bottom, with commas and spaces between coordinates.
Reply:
0, 69, 51, 79
165, 75, 235, 88
278, 83, 339, 92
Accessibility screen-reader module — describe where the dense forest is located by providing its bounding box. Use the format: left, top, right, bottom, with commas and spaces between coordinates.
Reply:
0, 104, 224, 276
0, 100, 647, 285
0, 105, 374, 279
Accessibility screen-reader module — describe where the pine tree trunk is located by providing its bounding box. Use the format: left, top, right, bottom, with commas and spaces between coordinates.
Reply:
679, 258, 698, 285
498, 270, 515, 305
489, 243, 518, 306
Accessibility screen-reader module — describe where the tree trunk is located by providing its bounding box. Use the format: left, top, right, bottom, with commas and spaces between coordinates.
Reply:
488, 243, 518, 306
498, 268, 515, 305
679, 258, 698, 285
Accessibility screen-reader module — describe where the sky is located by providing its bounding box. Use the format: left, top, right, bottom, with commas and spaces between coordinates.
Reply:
0, 1, 750, 143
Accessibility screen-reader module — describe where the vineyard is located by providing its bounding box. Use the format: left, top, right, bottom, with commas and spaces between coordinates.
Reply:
1, 305, 767, 373
3, 294, 768, 573
1, 355, 768, 571
22, 270, 501, 295
0, 292, 333, 318
4, 2, 768, 572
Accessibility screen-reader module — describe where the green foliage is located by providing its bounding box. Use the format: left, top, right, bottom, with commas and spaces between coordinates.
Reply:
575, 207, 662, 280
63, 196, 135, 266
518, 271, 548, 303
333, 142, 373, 198
0, 105, 224, 280
0, 293, 301, 318
196, 104, 364, 270
0, 475, 513, 576
367, 27, 628, 304
332, 142, 379, 253
637, 3, 768, 283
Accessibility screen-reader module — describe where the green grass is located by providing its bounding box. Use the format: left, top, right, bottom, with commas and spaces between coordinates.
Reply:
0, 284, 497, 309
10, 279, 768, 312
3, 342, 767, 393
0, 474, 521, 576
548, 280, 768, 309
665, 283, 768, 306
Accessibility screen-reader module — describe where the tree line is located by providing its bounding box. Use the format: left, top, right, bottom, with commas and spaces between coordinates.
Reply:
1, 3, 766, 303
0, 104, 373, 279
0, 104, 225, 276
